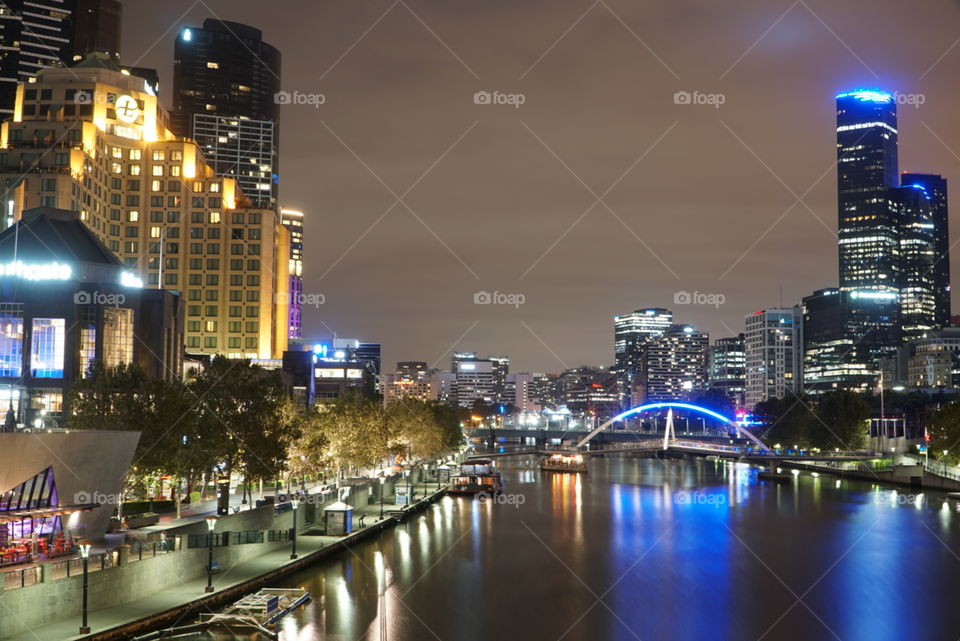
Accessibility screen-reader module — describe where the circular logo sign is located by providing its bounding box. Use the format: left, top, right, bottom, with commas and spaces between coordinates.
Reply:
115, 95, 140, 123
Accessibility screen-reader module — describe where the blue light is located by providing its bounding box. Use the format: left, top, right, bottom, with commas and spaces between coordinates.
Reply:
836, 90, 893, 103
611, 401, 733, 426
182, 28, 192, 42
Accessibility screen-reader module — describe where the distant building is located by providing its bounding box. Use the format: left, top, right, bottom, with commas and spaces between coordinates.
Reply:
557, 366, 619, 417
453, 358, 494, 408
613, 308, 673, 407
744, 308, 803, 408
489, 355, 509, 404
172, 20, 281, 209
0, 0, 76, 115
382, 361, 435, 406
640, 324, 709, 403
280, 209, 304, 339
708, 334, 745, 409
72, 0, 121, 64
906, 328, 960, 388
901, 172, 950, 327
505, 372, 539, 412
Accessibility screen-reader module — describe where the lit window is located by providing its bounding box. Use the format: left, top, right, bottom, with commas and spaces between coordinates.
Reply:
0, 304, 24, 377
207, 62, 219, 69
30, 318, 65, 378
209, 212, 220, 224
152, 165, 163, 176
103, 307, 133, 367
128, 211, 139, 222
129, 149, 141, 160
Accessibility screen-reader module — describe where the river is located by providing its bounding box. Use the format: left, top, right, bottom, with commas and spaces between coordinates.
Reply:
210, 456, 960, 640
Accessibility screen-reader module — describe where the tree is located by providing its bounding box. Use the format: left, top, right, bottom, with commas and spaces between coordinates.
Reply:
927, 402, 960, 464
188, 356, 300, 502
814, 390, 869, 450
755, 395, 817, 448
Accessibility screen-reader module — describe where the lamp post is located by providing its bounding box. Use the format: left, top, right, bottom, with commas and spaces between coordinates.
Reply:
204, 516, 217, 593
290, 496, 300, 560
78, 539, 93, 634
890, 446, 896, 470
403, 469, 412, 504
379, 476, 386, 520
436, 460, 442, 491
944, 450, 949, 475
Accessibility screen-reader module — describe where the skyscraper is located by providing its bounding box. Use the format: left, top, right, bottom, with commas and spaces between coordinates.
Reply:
889, 184, 937, 339
173, 20, 281, 209
836, 90, 901, 368
0, 0, 75, 116
901, 172, 950, 327
708, 334, 746, 409
640, 324, 709, 403
280, 208, 304, 339
71, 0, 121, 63
744, 308, 803, 408
613, 308, 673, 407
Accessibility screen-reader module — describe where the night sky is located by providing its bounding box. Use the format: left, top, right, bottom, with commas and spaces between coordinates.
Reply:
123, 1, 960, 373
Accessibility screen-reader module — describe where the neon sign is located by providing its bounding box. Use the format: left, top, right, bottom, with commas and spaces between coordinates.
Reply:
0, 261, 72, 281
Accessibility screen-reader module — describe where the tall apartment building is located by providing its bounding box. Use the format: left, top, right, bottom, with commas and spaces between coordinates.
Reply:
640, 324, 709, 403
744, 308, 803, 408
0, 57, 291, 359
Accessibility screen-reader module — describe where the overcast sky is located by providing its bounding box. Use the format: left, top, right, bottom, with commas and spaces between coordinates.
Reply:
123, 0, 960, 373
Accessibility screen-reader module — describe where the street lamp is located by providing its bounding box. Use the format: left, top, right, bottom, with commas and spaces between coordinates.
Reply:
204, 516, 217, 593
290, 496, 300, 560
379, 476, 386, 520
436, 460, 442, 490
944, 450, 949, 475
403, 469, 412, 505
890, 446, 896, 469
78, 539, 93, 634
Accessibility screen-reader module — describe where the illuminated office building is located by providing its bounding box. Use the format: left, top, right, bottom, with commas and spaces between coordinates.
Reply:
744, 308, 803, 408
172, 20, 281, 209
708, 334, 745, 409
0, 57, 290, 359
832, 90, 952, 384
901, 172, 950, 327
280, 208, 303, 339
613, 308, 673, 407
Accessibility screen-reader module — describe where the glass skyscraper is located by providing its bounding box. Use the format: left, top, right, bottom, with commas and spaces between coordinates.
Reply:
821, 90, 950, 390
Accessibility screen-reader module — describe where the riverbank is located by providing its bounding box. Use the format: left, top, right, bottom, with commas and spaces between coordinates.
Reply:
5, 480, 447, 641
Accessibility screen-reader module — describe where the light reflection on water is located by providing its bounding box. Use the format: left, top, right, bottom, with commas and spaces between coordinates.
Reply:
165, 456, 960, 641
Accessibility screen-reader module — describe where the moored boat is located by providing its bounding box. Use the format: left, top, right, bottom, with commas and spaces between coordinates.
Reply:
449, 458, 503, 495
540, 452, 588, 473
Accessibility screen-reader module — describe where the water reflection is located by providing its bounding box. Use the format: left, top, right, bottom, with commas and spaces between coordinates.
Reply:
166, 458, 960, 641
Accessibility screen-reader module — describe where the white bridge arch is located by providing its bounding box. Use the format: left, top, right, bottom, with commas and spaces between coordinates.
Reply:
574, 402, 769, 451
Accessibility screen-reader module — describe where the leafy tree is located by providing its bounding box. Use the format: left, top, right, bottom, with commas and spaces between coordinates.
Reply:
927, 402, 960, 464
755, 395, 817, 448
188, 356, 299, 502
814, 390, 869, 450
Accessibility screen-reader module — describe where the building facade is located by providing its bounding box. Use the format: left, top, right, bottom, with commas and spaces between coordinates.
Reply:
614, 308, 673, 407
280, 208, 303, 339
0, 208, 183, 421
708, 334, 745, 409
172, 20, 281, 209
640, 324, 708, 403
744, 308, 803, 408
0, 58, 290, 359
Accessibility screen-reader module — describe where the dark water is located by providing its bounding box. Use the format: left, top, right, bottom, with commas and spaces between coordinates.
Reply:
221, 457, 960, 640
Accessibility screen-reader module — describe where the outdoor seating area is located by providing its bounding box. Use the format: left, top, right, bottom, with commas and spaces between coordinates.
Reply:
0, 531, 76, 568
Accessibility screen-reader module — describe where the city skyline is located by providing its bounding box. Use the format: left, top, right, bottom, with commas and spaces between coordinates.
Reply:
119, 1, 960, 372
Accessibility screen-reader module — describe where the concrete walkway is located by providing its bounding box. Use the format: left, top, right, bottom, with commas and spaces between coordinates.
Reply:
10, 482, 444, 641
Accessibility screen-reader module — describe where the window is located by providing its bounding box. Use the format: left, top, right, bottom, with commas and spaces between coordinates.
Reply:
129, 165, 141, 176
127, 210, 139, 222
209, 212, 220, 224
79, 306, 96, 378
204, 321, 217, 332
171, 150, 183, 161
129, 149, 142, 160
103, 308, 134, 368
0, 304, 24, 377
30, 319, 65, 378
152, 150, 165, 161
152, 165, 164, 176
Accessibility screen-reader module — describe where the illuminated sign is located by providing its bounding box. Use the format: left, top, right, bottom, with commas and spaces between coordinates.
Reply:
115, 95, 140, 123
0, 261, 72, 281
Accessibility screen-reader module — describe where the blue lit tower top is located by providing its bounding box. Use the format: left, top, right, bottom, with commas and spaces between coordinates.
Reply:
836, 89, 899, 292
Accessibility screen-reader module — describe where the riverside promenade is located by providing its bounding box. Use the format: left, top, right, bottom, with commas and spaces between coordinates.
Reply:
4, 477, 447, 641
